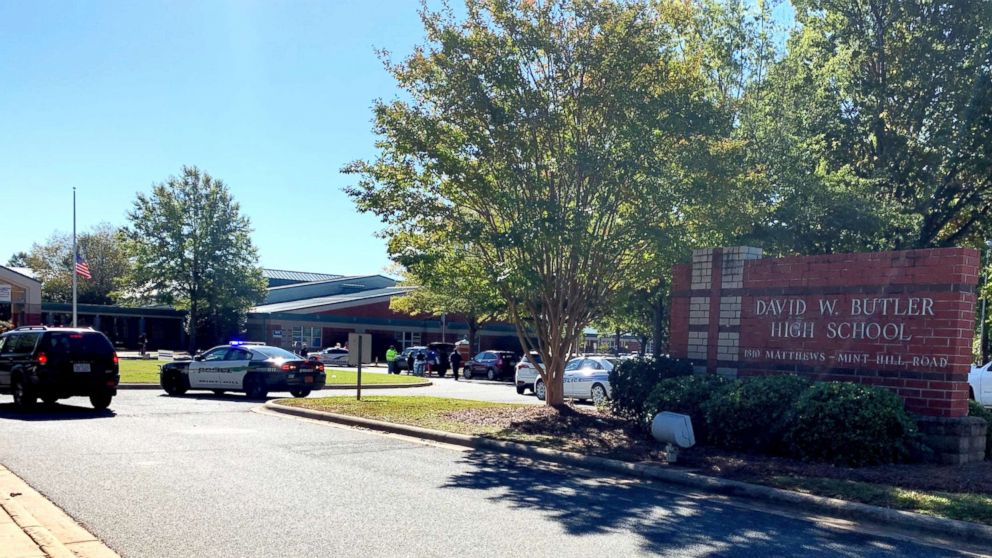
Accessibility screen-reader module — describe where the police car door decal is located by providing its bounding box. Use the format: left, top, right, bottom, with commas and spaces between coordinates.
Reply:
189, 348, 228, 388
218, 348, 251, 389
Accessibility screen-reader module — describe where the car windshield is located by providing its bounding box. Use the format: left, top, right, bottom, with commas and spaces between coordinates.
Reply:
252, 346, 300, 361
41, 332, 113, 359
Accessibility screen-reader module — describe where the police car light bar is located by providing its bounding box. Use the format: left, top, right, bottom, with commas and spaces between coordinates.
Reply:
229, 340, 265, 346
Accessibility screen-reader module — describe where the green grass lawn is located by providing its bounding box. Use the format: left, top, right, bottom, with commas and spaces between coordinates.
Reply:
119, 359, 162, 384
765, 476, 992, 526
282, 395, 524, 435
322, 370, 426, 386
119, 361, 426, 386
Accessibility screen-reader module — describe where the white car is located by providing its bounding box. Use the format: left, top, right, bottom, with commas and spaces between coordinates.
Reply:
514, 352, 544, 394
534, 356, 620, 406
310, 347, 349, 366
969, 361, 992, 407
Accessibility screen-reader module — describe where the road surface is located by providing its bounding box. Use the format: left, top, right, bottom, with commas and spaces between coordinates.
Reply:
0, 390, 971, 557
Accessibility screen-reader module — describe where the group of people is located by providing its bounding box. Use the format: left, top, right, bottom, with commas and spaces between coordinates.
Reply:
385, 345, 464, 380
292, 340, 309, 357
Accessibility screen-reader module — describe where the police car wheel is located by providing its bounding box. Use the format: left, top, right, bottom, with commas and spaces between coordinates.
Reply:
244, 375, 268, 400
486, 368, 496, 381
534, 380, 546, 401
162, 372, 187, 396
212, 390, 226, 396
290, 389, 311, 398
591, 384, 608, 406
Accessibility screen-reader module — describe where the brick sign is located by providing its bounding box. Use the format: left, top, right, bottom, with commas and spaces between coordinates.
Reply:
670, 247, 980, 417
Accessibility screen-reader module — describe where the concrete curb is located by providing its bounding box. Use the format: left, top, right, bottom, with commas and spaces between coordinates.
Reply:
265, 400, 992, 547
0, 495, 75, 558
118, 381, 431, 390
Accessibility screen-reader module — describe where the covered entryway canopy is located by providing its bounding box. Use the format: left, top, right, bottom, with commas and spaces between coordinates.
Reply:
0, 265, 42, 327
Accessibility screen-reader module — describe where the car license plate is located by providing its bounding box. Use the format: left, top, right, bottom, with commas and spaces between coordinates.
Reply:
73, 363, 91, 373
304, 376, 313, 384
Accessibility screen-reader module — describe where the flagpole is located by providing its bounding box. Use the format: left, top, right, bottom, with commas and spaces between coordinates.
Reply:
72, 187, 77, 327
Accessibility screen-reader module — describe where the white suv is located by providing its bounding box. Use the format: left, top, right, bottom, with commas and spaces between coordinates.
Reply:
514, 352, 544, 395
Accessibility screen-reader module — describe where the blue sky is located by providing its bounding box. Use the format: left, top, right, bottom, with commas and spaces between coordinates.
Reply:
0, 0, 434, 276
1, 1, 794, 278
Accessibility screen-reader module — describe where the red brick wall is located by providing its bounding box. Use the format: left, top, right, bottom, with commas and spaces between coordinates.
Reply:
670, 247, 980, 417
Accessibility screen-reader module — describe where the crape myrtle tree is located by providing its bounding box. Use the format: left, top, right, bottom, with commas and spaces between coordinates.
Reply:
388, 232, 504, 352
346, 0, 735, 407
122, 166, 267, 351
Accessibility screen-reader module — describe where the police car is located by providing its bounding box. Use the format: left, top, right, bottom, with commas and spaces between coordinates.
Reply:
159, 342, 326, 399
533, 356, 619, 405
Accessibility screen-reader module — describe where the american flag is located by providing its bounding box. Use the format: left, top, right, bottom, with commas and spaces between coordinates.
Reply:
75, 254, 92, 279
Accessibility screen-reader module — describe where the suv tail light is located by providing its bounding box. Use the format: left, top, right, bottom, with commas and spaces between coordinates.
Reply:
37, 352, 48, 366
113, 353, 119, 365
313, 363, 324, 372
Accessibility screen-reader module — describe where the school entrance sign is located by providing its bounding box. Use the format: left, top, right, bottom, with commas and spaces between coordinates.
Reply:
670, 247, 985, 464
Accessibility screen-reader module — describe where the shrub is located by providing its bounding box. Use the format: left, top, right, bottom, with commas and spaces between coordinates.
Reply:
703, 375, 810, 454
0, 320, 12, 333
786, 382, 920, 467
609, 356, 692, 423
968, 400, 992, 460
643, 374, 729, 443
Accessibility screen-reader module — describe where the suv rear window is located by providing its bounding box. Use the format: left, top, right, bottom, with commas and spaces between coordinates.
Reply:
40, 332, 114, 359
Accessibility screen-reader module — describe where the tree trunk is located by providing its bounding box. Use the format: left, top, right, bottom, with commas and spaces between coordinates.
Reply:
467, 316, 478, 355
614, 328, 622, 356
638, 334, 648, 357
545, 373, 565, 407
651, 297, 664, 358
188, 297, 198, 353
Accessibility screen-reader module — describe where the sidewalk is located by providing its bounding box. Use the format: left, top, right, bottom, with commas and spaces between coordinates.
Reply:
0, 466, 119, 558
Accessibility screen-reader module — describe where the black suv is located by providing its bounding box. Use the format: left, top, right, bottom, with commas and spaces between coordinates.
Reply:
0, 326, 120, 409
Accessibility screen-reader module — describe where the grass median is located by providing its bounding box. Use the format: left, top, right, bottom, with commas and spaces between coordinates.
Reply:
119, 360, 425, 386
278, 395, 992, 526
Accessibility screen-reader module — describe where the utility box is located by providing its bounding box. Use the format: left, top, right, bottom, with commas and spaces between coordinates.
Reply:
651, 412, 696, 448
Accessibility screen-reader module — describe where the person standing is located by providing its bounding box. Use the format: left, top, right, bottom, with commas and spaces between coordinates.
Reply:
301, 342, 309, 357
139, 332, 148, 357
449, 348, 462, 381
385, 345, 398, 374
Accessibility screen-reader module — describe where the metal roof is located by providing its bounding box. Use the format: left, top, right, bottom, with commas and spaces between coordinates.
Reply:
252, 286, 415, 314
261, 269, 344, 283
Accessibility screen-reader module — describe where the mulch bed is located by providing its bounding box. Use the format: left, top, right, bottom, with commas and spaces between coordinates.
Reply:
442, 404, 992, 495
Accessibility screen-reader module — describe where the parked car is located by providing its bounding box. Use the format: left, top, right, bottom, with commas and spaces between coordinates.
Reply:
309, 346, 349, 366
464, 350, 518, 380
514, 351, 544, 394
393, 346, 427, 374
969, 361, 992, 407
160, 342, 326, 399
534, 356, 620, 405
427, 342, 456, 377
0, 326, 120, 409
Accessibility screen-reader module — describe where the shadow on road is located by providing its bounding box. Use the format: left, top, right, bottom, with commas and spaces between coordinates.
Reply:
158, 392, 291, 403
441, 450, 937, 557
0, 402, 116, 421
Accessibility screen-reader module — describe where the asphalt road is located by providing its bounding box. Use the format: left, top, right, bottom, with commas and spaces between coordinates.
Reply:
0, 390, 974, 557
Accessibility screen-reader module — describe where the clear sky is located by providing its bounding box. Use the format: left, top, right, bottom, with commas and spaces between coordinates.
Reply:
1, 1, 793, 278
0, 0, 437, 277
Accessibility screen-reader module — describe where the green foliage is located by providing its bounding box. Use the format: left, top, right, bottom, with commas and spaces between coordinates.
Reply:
786, 382, 920, 467
344, 0, 749, 405
968, 400, 992, 460
20, 223, 131, 305
608, 356, 692, 423
122, 166, 267, 350
643, 374, 729, 442
750, 0, 992, 252
0, 320, 13, 333
702, 375, 810, 454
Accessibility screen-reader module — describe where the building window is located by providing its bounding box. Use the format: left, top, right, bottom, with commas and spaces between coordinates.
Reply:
400, 331, 421, 349
292, 326, 322, 349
